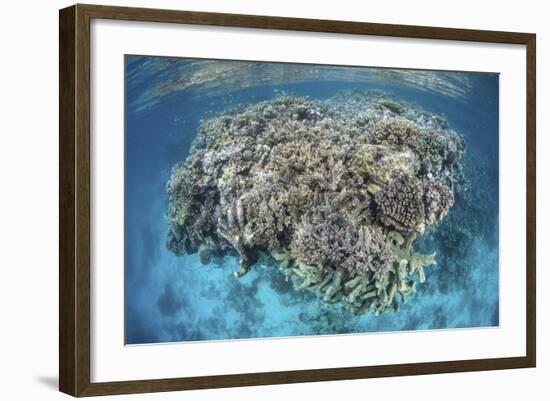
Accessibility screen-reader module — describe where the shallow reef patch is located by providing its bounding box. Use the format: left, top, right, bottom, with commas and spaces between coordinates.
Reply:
165, 90, 465, 316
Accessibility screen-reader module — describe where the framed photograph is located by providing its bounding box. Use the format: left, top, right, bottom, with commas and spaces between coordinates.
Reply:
59, 4, 536, 397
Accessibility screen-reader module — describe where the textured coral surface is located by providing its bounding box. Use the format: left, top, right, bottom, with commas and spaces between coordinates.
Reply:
166, 90, 465, 315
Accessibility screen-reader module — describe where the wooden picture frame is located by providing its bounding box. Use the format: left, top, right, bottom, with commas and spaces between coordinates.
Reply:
59, 3, 536, 397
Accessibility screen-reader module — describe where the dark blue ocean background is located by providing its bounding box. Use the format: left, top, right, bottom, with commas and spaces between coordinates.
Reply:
124, 55, 499, 344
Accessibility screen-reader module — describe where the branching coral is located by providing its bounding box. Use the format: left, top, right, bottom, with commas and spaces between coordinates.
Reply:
166, 90, 464, 316
289, 193, 392, 278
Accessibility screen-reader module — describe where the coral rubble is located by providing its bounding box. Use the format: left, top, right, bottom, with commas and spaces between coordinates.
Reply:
166, 90, 465, 315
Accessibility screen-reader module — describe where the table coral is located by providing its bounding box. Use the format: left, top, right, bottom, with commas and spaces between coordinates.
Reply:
166, 90, 464, 315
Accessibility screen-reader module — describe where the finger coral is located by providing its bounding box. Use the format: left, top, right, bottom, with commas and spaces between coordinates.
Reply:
166, 90, 464, 315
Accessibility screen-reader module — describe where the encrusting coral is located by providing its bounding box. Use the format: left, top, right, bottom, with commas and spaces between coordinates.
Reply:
166, 89, 465, 315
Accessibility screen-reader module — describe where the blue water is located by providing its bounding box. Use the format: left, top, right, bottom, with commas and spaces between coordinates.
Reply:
124, 55, 499, 344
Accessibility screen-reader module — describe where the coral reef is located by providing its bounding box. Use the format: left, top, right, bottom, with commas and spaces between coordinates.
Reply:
166, 90, 465, 315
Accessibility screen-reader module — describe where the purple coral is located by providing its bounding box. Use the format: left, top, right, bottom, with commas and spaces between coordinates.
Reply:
340, 225, 395, 278
290, 195, 393, 278
423, 178, 454, 225
290, 197, 348, 269
375, 175, 425, 233
375, 175, 454, 233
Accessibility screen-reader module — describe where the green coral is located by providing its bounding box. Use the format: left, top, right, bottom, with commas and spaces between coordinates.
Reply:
388, 231, 437, 284
173, 206, 192, 226
272, 250, 295, 271
379, 99, 406, 115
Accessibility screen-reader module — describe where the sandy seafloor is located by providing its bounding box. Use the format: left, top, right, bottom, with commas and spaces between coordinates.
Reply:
124, 56, 499, 344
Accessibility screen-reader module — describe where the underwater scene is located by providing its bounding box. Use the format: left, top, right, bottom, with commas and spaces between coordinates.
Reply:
125, 55, 499, 344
